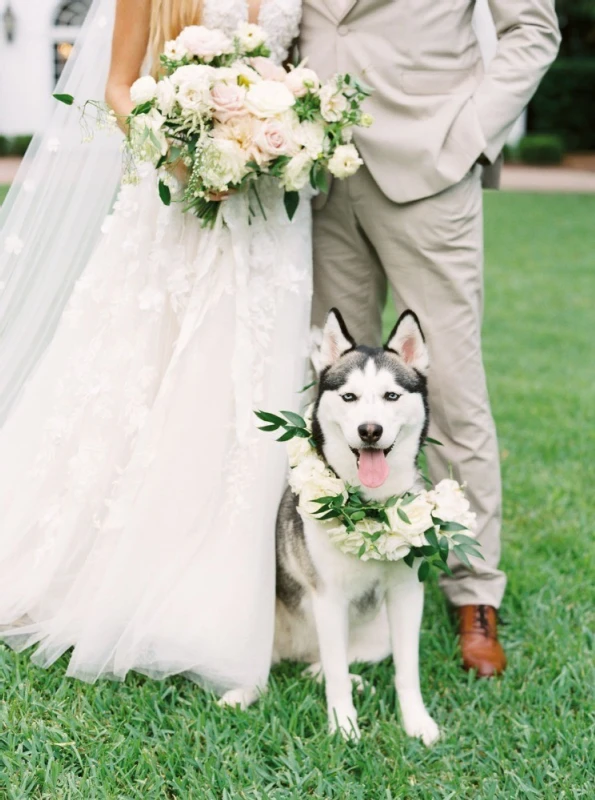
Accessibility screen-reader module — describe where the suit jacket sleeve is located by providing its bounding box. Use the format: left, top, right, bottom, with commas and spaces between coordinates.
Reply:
472, 0, 561, 162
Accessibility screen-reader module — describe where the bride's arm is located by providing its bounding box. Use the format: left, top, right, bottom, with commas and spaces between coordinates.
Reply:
105, 0, 151, 131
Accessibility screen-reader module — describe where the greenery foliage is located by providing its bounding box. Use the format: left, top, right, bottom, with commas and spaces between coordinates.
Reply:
0, 135, 33, 157
529, 59, 595, 151
517, 134, 565, 165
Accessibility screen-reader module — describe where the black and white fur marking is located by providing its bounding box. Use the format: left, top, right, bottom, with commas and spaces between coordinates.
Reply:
220, 309, 439, 745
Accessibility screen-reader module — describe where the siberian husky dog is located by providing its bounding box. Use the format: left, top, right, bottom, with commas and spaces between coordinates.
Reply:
222, 309, 439, 745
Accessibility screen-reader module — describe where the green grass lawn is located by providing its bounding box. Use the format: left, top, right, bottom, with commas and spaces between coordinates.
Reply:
0, 184, 9, 205
0, 192, 594, 798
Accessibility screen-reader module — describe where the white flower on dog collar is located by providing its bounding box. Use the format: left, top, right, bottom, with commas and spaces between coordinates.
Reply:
257, 408, 482, 580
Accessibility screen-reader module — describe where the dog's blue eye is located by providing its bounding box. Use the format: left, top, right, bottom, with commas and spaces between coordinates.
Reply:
385, 392, 401, 402
342, 393, 357, 402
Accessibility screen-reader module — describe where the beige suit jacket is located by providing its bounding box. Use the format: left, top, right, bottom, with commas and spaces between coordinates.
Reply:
300, 0, 561, 203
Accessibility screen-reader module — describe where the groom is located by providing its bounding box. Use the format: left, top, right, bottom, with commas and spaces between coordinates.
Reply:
300, 0, 560, 676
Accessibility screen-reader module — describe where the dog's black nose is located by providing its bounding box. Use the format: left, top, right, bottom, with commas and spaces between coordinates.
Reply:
358, 423, 383, 444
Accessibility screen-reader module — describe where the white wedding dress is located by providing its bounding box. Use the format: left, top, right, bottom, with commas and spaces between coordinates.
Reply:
0, 0, 308, 693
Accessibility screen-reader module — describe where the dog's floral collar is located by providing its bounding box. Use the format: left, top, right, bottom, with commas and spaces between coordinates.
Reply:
256, 409, 482, 581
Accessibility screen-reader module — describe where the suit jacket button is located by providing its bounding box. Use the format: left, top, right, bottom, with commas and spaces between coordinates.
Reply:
338, 25, 350, 36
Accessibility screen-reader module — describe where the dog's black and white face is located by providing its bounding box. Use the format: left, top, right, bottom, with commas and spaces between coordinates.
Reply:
311, 309, 430, 497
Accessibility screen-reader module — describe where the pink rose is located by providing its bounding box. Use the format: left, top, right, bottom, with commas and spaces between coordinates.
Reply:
249, 56, 287, 82
211, 82, 247, 122
177, 26, 233, 62
254, 117, 299, 160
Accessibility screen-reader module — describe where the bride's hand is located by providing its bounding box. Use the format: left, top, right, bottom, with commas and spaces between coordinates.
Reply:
207, 190, 237, 202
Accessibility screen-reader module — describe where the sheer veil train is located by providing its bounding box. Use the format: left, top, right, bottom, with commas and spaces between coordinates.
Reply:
0, 0, 118, 424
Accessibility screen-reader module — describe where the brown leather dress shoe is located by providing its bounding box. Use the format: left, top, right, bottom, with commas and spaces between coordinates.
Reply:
456, 605, 507, 677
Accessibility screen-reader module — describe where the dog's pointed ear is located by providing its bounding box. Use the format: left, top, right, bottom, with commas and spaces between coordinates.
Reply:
385, 310, 429, 374
317, 309, 355, 372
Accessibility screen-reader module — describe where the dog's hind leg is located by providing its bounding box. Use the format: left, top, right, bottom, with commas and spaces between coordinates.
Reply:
218, 685, 265, 710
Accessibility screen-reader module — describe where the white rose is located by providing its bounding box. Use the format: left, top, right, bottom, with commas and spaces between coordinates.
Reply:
130, 75, 157, 105
236, 22, 268, 52
295, 120, 326, 159
375, 533, 411, 562
387, 494, 435, 547
319, 82, 349, 122
245, 80, 296, 118
201, 138, 249, 191
287, 436, 315, 468
164, 38, 189, 61
283, 150, 313, 191
428, 480, 477, 533
155, 77, 176, 115
286, 67, 320, 98
328, 144, 363, 179
177, 25, 233, 62
171, 65, 213, 116
328, 525, 366, 558
288, 454, 326, 495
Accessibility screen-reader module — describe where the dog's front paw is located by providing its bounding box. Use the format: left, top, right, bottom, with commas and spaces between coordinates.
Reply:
328, 705, 361, 741
402, 710, 440, 746
218, 686, 261, 710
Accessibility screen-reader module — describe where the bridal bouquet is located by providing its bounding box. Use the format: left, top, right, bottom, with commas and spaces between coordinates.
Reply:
255, 409, 482, 581
56, 23, 372, 226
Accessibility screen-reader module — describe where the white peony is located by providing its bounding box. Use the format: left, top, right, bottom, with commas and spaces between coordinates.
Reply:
287, 436, 315, 468
297, 463, 347, 517
130, 75, 158, 105
295, 120, 326, 159
427, 479, 477, 533
155, 77, 176, 114
177, 26, 233, 61
283, 150, 313, 191
236, 22, 268, 52
245, 80, 296, 118
386, 493, 435, 548
319, 82, 349, 122
286, 67, 320, 98
230, 61, 262, 86
328, 144, 363, 179
164, 38, 188, 61
201, 138, 249, 190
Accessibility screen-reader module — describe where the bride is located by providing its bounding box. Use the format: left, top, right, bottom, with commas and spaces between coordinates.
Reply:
0, 0, 309, 697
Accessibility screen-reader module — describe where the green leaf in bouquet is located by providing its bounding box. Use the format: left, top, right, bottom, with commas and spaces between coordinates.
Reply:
254, 411, 284, 427
130, 101, 153, 117
358, 543, 367, 559
53, 93, 74, 106
281, 411, 307, 428
424, 528, 439, 549
277, 428, 300, 442
284, 191, 300, 221
158, 180, 171, 206
403, 551, 416, 568
433, 560, 454, 577
417, 560, 430, 582
168, 146, 182, 163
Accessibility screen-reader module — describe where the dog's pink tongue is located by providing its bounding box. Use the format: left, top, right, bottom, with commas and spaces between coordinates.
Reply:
358, 449, 390, 489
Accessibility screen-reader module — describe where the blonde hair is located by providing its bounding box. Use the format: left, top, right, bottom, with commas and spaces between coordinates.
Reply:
149, 0, 203, 73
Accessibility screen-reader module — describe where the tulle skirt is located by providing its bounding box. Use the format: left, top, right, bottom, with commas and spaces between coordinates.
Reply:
0, 174, 312, 692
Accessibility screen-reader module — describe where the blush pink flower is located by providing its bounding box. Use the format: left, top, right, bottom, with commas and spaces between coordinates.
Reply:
249, 56, 287, 82
254, 117, 299, 159
211, 81, 247, 122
